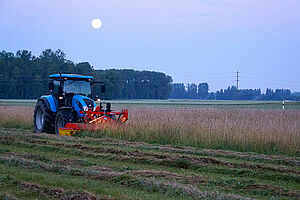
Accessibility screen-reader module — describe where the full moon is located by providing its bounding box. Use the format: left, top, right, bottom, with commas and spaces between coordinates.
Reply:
91, 18, 102, 29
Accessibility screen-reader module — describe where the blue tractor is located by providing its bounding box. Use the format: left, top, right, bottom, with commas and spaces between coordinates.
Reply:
33, 74, 128, 135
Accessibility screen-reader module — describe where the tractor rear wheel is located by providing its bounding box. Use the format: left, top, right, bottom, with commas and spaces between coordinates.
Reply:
33, 100, 54, 133
55, 109, 74, 135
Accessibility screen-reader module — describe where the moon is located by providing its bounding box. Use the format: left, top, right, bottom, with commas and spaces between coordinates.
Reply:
91, 18, 102, 29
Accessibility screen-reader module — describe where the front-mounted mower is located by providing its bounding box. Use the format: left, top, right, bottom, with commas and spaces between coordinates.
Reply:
33, 73, 128, 135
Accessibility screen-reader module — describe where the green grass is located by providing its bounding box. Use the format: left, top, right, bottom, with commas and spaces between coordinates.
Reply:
0, 129, 299, 199
1, 99, 300, 109
0, 99, 37, 106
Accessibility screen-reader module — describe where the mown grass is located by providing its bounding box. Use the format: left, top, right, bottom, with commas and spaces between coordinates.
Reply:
2, 138, 298, 186
0, 130, 299, 199
0, 165, 184, 200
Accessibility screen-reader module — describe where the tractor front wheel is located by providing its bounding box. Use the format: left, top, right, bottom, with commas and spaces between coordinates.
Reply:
33, 100, 54, 133
55, 109, 74, 135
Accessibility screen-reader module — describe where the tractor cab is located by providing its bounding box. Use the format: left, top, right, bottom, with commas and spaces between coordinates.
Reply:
47, 74, 107, 122
48, 74, 104, 107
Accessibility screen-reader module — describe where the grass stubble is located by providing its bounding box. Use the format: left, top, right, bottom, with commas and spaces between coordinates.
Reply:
0, 131, 299, 199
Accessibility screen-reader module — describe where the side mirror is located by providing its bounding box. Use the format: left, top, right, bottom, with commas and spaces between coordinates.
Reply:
101, 85, 106, 93
48, 82, 54, 91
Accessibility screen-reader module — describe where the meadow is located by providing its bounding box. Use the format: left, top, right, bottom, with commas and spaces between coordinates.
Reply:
0, 99, 299, 199
0, 99, 299, 155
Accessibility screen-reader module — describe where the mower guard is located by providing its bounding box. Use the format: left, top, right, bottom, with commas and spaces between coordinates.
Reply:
59, 109, 128, 136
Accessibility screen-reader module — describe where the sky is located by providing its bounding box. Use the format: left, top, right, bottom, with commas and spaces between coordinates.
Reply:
0, 0, 300, 92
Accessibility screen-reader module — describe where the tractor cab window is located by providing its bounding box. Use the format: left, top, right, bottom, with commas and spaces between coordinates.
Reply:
63, 80, 91, 97
52, 80, 60, 97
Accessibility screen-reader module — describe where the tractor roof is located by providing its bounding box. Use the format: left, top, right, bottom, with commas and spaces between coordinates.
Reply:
49, 74, 94, 80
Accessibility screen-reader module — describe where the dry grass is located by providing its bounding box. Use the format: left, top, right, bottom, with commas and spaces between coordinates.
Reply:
0, 106, 33, 129
97, 107, 300, 155
0, 106, 299, 155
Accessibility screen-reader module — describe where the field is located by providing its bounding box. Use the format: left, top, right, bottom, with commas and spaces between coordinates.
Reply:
1, 99, 300, 109
0, 99, 299, 199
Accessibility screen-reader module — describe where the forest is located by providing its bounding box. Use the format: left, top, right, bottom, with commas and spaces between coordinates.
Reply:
170, 83, 299, 100
0, 49, 172, 100
0, 49, 299, 100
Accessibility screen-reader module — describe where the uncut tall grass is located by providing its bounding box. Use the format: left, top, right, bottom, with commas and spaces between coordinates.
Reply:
99, 107, 300, 155
0, 106, 33, 129
0, 106, 299, 155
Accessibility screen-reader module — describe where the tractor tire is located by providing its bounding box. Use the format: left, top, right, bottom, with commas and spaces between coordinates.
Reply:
55, 109, 74, 135
33, 100, 55, 133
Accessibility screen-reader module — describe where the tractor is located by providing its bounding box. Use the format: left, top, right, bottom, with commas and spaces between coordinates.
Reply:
33, 73, 128, 135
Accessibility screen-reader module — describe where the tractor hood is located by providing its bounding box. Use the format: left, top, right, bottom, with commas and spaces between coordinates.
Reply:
72, 95, 96, 117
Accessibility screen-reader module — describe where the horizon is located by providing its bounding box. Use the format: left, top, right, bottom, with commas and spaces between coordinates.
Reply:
1, 0, 299, 92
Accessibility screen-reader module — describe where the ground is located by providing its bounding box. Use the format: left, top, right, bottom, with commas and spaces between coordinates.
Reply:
0, 99, 299, 199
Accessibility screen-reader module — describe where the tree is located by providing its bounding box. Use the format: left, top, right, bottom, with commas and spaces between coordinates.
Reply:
186, 84, 197, 99
198, 83, 209, 99
170, 83, 186, 99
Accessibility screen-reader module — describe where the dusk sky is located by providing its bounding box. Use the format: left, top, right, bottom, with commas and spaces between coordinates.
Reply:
0, 0, 299, 92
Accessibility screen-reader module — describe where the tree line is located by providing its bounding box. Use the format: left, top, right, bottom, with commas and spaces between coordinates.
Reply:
1, 49, 298, 101
170, 83, 300, 101
0, 49, 172, 99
